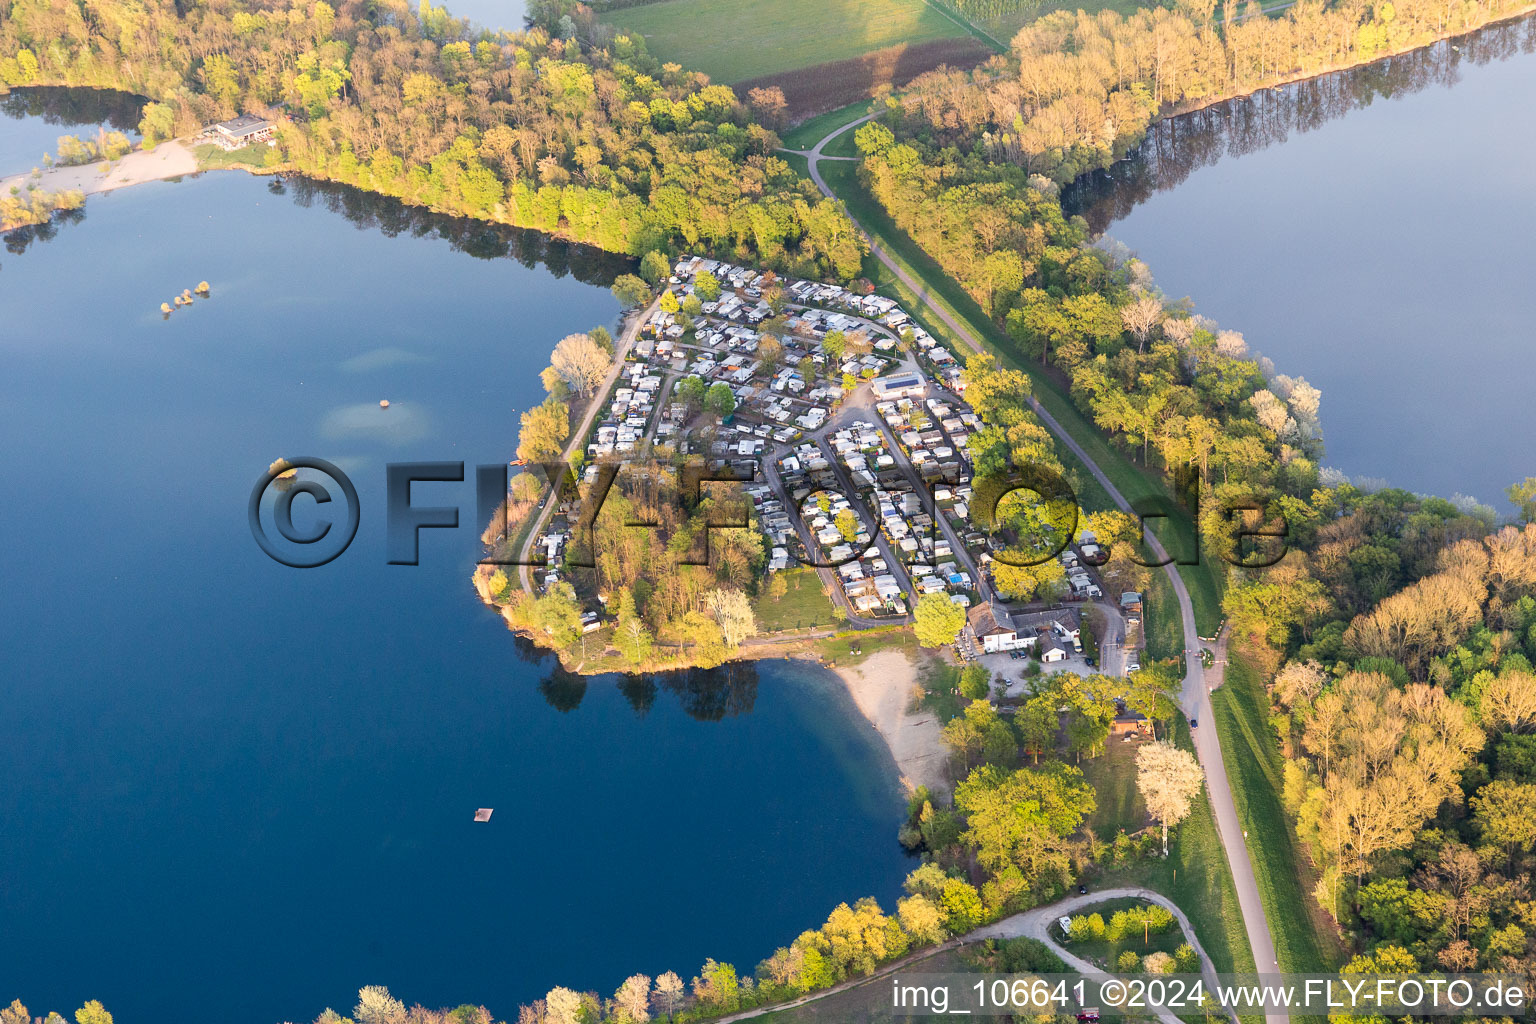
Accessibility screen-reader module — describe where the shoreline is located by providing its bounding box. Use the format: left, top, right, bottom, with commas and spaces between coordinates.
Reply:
1151, 3, 1536, 125
7, 4, 1532, 237
821, 649, 950, 798
0, 139, 198, 198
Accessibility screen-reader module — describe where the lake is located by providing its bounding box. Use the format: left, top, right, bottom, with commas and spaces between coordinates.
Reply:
442, 0, 527, 32
0, 136, 913, 1020
0, 86, 144, 166
1066, 14, 1536, 508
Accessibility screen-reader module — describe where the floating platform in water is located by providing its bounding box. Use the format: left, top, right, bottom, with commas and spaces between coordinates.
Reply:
474, 808, 493, 822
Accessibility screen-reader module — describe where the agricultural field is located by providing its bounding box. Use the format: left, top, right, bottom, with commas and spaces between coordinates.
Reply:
604, 0, 979, 83
738, 36, 994, 120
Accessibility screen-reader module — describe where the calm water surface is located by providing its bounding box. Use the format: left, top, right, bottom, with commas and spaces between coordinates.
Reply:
1068, 15, 1536, 506
0, 164, 911, 1021
0, 86, 143, 165
442, 0, 527, 32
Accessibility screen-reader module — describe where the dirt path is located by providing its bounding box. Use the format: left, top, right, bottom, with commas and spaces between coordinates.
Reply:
795, 120, 1286, 1021
1, 140, 199, 197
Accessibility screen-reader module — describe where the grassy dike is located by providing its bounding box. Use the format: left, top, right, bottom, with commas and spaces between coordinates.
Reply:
812, 156, 1339, 985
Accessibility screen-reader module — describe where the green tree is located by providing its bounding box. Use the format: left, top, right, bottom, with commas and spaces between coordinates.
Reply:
137, 102, 175, 149
639, 250, 671, 284
835, 508, 859, 543
533, 582, 583, 649
611, 273, 650, 308
517, 396, 569, 462
704, 382, 736, 417
694, 269, 722, 301
953, 762, 1095, 882
1509, 477, 1536, 522
960, 663, 992, 700
942, 698, 1017, 770
823, 329, 846, 361
897, 893, 947, 944
676, 375, 706, 410
1472, 779, 1536, 868
915, 593, 965, 647
658, 289, 679, 314
615, 589, 653, 666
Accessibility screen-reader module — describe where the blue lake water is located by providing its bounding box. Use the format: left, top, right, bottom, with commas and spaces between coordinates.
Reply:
0, 161, 911, 1022
1067, 15, 1536, 508
0, 87, 144, 166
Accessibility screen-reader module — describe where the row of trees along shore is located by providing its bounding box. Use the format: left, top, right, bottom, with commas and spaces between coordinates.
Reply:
0, 0, 864, 279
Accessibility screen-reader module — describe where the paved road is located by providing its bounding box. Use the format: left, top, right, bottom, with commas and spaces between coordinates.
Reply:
797, 121, 1285, 1019
715, 886, 1228, 1024
516, 297, 659, 593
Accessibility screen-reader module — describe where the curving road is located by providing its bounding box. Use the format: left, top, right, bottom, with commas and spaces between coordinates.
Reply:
792, 121, 1285, 1019
715, 887, 1230, 1024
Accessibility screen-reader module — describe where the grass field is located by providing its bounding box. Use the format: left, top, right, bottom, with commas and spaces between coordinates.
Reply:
1209, 649, 1344, 977
605, 0, 971, 84
754, 568, 837, 632
780, 100, 876, 150
193, 142, 279, 169
1081, 724, 1256, 981
821, 122, 864, 158
1142, 571, 1181, 663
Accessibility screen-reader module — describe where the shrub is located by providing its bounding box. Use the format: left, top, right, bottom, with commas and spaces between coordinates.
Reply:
1175, 943, 1199, 971
1146, 905, 1175, 933
1143, 951, 1176, 974
1117, 950, 1141, 972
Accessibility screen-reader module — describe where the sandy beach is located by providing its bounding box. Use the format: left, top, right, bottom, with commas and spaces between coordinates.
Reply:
829, 649, 950, 798
1, 140, 199, 198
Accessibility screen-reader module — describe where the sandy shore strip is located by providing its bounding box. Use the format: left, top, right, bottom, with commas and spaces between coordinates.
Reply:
830, 649, 950, 798
2, 140, 199, 198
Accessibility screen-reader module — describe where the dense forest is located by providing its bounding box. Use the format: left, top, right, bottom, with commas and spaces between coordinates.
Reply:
1065, 15, 1536, 232
893, 0, 1536, 184
0, 0, 865, 278
1221, 493, 1536, 976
